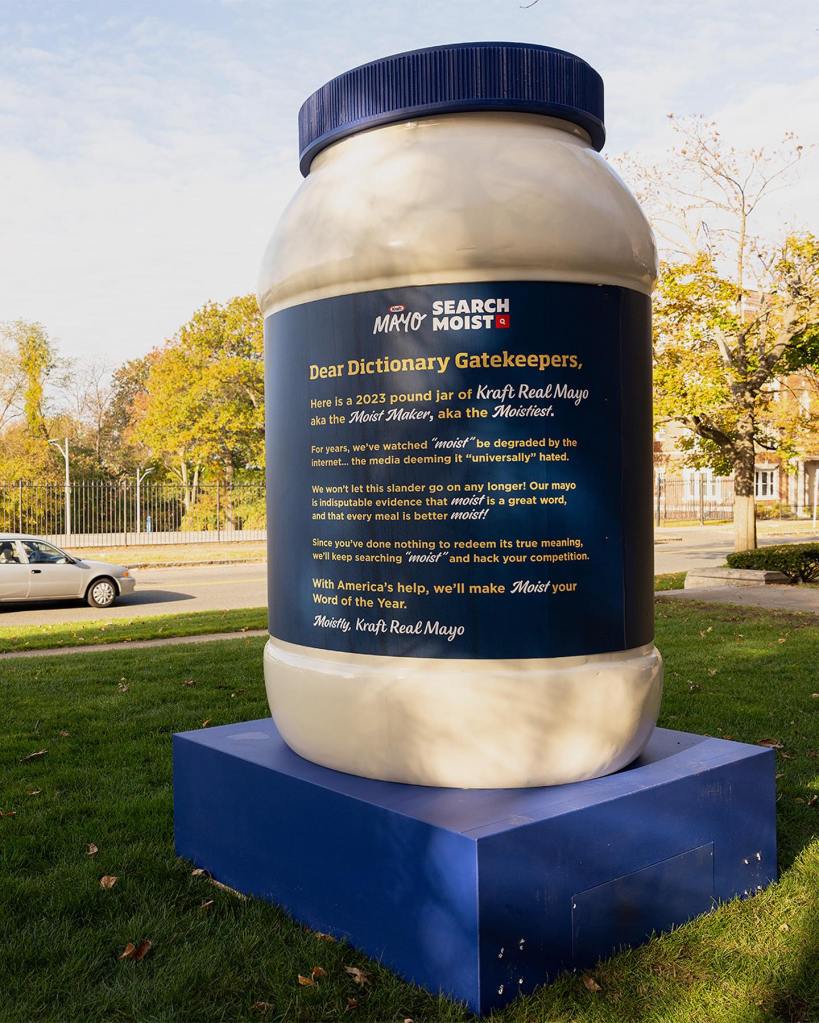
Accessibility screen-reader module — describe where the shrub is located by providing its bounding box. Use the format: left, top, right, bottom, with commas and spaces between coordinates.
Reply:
755, 501, 795, 521
726, 543, 819, 583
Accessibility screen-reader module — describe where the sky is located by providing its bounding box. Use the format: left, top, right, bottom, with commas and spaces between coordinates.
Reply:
1, 0, 817, 365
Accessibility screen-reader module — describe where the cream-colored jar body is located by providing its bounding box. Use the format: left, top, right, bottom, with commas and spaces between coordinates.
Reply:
259, 112, 662, 788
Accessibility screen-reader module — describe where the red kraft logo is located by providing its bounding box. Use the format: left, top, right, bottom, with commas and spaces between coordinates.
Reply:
389, 304, 405, 313
495, 314, 510, 328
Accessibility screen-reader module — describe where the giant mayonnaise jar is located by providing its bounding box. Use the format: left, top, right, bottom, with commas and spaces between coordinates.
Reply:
258, 42, 662, 788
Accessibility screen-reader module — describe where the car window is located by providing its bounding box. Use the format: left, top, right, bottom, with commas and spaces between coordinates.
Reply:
22, 540, 69, 564
0, 542, 21, 565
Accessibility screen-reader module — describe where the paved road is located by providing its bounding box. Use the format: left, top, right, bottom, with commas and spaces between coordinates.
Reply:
1, 525, 817, 627
0, 563, 268, 627
654, 525, 819, 574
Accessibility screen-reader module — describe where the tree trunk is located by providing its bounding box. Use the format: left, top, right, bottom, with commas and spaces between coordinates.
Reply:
733, 423, 757, 551
224, 460, 235, 530
180, 460, 191, 513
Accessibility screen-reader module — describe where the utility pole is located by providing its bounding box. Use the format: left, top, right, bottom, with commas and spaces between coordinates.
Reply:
136, 466, 154, 535
48, 437, 71, 543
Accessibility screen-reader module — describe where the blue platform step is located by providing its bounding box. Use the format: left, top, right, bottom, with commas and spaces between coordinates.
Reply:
173, 720, 776, 1015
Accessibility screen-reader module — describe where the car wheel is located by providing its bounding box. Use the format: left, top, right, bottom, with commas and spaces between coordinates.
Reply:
87, 577, 117, 608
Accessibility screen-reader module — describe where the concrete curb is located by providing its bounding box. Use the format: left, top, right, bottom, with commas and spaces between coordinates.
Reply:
123, 558, 266, 570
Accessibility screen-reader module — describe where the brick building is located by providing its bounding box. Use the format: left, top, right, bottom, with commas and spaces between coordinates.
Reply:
653, 371, 819, 519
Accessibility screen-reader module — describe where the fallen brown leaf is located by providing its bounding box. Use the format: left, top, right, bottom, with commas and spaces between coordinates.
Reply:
58, 729, 70, 737
582, 975, 602, 992
779, 923, 790, 932
314, 932, 335, 942
182, 679, 196, 687
132, 939, 152, 961
118, 942, 137, 960
297, 974, 315, 987
344, 966, 369, 986
0, 809, 16, 818
26, 788, 41, 797
117, 682, 129, 693
20, 749, 47, 763
191, 867, 209, 877
251, 1003, 273, 1014
100, 875, 118, 890
201, 719, 211, 728
310, 966, 326, 979
346, 997, 359, 1010
757, 739, 784, 749
86, 843, 99, 857
807, 795, 818, 807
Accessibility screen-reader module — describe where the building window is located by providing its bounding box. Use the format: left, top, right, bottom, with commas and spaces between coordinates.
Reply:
682, 468, 695, 501
682, 468, 722, 501
755, 469, 778, 500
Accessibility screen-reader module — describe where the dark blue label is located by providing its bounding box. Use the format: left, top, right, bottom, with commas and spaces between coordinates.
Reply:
265, 282, 654, 659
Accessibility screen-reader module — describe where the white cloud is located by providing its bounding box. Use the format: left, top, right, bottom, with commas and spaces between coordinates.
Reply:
0, 0, 816, 364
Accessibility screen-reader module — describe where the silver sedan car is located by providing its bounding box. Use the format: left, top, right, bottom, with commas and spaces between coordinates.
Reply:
0, 534, 136, 608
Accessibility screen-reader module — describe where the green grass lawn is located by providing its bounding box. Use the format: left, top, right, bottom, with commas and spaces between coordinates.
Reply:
67, 540, 267, 566
0, 607, 267, 653
1, 603, 817, 1023
655, 571, 687, 591
0, 575, 681, 654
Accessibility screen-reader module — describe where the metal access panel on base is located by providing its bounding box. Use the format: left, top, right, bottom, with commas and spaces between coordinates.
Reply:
173, 720, 776, 1015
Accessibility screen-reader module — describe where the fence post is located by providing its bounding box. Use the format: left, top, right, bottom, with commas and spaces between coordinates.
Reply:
655, 475, 662, 528
18, 480, 23, 533
216, 482, 221, 542
699, 474, 705, 526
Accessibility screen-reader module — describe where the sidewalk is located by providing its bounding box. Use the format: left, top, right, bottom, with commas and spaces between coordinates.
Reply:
658, 585, 819, 616
0, 629, 268, 659
653, 523, 819, 575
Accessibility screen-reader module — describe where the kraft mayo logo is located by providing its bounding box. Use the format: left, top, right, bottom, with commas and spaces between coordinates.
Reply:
372, 297, 511, 334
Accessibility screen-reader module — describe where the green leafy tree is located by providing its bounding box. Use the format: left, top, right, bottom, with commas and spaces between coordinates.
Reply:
104, 357, 152, 476
131, 295, 264, 513
654, 238, 819, 549
624, 118, 817, 549
0, 321, 59, 481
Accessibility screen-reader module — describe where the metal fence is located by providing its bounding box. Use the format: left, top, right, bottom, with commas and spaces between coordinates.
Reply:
654, 475, 735, 524
0, 475, 810, 546
653, 475, 812, 523
0, 480, 266, 547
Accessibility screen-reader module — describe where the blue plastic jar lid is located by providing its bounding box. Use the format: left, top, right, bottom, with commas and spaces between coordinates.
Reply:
297, 41, 605, 175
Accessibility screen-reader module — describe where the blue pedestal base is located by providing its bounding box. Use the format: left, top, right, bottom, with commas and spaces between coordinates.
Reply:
173, 721, 776, 1015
